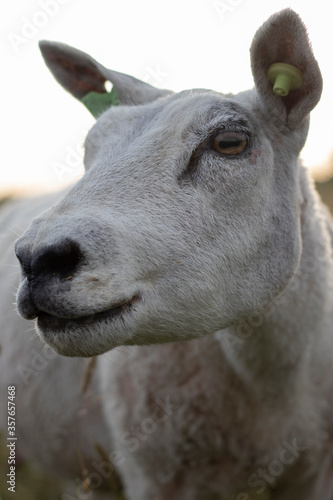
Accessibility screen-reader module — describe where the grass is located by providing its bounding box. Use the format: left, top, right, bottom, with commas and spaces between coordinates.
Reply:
0, 433, 62, 499
0, 433, 125, 500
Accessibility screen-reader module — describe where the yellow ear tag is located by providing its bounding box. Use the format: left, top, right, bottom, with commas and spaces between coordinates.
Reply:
268, 63, 303, 96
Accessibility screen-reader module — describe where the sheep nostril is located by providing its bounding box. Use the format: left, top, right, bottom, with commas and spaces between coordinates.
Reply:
32, 240, 83, 279
15, 239, 83, 281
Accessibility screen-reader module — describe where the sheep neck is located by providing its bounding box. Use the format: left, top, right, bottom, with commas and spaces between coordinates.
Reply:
217, 168, 333, 396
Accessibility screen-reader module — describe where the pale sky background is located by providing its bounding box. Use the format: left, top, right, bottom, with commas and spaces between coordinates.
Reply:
2, 0, 333, 194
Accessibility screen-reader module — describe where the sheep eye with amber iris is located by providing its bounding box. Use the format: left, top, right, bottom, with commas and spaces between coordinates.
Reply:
212, 131, 248, 155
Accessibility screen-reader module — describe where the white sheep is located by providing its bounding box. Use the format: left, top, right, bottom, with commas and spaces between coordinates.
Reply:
1, 8, 333, 500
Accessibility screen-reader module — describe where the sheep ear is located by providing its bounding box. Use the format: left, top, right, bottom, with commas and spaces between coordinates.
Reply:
250, 9, 322, 129
39, 41, 170, 118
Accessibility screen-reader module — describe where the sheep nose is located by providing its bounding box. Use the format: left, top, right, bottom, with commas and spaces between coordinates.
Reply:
15, 238, 83, 281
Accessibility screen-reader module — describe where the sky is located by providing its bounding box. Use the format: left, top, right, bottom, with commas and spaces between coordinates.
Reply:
2, 0, 333, 194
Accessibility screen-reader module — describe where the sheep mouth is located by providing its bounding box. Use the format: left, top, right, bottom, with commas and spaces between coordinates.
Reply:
36, 293, 141, 330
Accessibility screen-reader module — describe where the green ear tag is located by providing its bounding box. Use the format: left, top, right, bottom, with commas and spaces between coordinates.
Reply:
267, 63, 303, 97
81, 87, 121, 118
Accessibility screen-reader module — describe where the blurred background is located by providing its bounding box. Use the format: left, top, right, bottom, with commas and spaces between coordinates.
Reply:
2, 0, 333, 201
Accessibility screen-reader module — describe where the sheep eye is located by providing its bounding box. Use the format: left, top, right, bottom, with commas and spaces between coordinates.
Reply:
212, 131, 248, 155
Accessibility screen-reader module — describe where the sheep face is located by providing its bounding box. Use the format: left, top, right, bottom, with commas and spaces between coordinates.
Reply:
15, 10, 322, 356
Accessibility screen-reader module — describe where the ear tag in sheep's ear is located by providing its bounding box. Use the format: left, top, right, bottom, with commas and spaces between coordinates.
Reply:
268, 63, 303, 96
81, 83, 121, 118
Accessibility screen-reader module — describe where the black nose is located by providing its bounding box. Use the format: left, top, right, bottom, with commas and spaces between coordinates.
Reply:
16, 238, 83, 281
